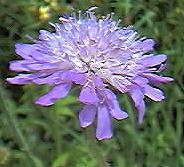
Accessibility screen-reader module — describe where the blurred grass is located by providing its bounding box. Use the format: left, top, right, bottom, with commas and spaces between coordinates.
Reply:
0, 0, 183, 167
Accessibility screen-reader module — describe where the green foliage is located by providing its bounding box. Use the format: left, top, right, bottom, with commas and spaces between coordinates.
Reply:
0, 0, 183, 167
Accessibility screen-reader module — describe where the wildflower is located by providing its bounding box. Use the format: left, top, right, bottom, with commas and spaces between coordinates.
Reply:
7, 8, 173, 140
39, 6, 50, 21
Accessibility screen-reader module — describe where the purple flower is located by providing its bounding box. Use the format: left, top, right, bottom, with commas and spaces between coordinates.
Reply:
7, 8, 173, 140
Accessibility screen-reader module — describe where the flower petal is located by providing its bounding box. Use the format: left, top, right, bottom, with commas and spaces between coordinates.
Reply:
96, 104, 112, 140
15, 44, 35, 59
68, 71, 87, 85
7, 74, 37, 84
39, 30, 54, 41
112, 75, 132, 93
104, 89, 128, 120
79, 105, 97, 127
79, 84, 99, 104
35, 83, 71, 106
129, 88, 145, 123
131, 76, 149, 86
9, 60, 72, 72
110, 101, 128, 120
33, 71, 71, 85
93, 77, 104, 87
131, 39, 155, 53
6, 73, 49, 84
144, 85, 165, 101
9, 60, 60, 72
137, 54, 167, 67
9, 60, 36, 72
142, 73, 173, 84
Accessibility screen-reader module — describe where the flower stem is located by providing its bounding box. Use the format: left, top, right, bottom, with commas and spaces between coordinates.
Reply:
86, 126, 109, 167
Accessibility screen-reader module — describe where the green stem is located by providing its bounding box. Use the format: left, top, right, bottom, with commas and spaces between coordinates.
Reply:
86, 126, 109, 167
0, 83, 41, 167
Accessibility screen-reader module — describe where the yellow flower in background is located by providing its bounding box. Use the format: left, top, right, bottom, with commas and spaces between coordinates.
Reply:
44, 0, 59, 10
50, 1, 58, 10
39, 6, 50, 21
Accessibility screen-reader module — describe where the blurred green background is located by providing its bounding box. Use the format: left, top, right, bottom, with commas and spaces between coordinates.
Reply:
0, 0, 183, 167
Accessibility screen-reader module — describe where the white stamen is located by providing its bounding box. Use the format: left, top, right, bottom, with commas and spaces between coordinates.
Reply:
88, 7, 98, 11
59, 17, 70, 23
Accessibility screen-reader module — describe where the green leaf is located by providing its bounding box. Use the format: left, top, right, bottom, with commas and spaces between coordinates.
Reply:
52, 153, 69, 167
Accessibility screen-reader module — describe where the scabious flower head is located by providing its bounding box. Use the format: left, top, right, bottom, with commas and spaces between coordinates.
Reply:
7, 8, 173, 140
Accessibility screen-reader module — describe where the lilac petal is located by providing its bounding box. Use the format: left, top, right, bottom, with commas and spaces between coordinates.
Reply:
35, 83, 71, 106
112, 76, 132, 93
9, 60, 37, 72
131, 39, 155, 52
15, 44, 35, 59
136, 100, 145, 124
16, 43, 44, 61
38, 61, 72, 71
157, 63, 167, 72
110, 100, 128, 120
68, 71, 87, 85
39, 30, 54, 41
129, 88, 145, 123
96, 104, 112, 140
16, 43, 63, 62
6, 73, 48, 84
8, 71, 71, 86
33, 71, 69, 85
144, 85, 165, 101
140, 39, 155, 52
137, 54, 167, 67
9, 60, 59, 72
7, 74, 36, 84
21, 62, 59, 71
131, 76, 149, 87
33, 74, 59, 85
79, 105, 97, 127
9, 60, 72, 72
109, 99, 128, 120
79, 84, 99, 104
142, 73, 173, 84
93, 77, 104, 87
104, 89, 128, 120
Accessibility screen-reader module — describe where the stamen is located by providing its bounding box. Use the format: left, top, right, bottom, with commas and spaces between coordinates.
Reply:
116, 19, 122, 26
48, 22, 56, 28
88, 6, 98, 11
25, 35, 38, 43
78, 10, 82, 20
59, 17, 70, 23
110, 12, 115, 19
105, 14, 111, 20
